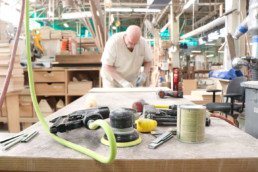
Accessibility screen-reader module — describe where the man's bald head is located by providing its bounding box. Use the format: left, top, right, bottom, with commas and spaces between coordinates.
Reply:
125, 25, 141, 44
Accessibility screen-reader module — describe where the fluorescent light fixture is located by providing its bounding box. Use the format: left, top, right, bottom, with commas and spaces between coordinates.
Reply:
62, 12, 92, 19
145, 39, 154, 42
133, 8, 161, 13
207, 54, 214, 57
63, 23, 69, 28
183, 0, 196, 10
179, 39, 190, 42
105, 8, 132, 12
205, 43, 216, 46
192, 50, 201, 53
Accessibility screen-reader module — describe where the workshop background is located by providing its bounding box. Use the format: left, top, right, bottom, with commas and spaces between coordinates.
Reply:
1, 0, 258, 171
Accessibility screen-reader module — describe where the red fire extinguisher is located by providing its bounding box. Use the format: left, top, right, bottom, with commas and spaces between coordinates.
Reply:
173, 67, 179, 91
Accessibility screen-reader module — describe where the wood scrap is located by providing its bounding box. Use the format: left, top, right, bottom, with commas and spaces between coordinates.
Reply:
226, 33, 236, 59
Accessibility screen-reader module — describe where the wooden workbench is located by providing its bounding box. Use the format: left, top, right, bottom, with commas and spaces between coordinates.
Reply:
0, 89, 258, 172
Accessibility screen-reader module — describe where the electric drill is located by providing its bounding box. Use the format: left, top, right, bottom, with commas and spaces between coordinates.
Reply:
132, 99, 177, 112
49, 107, 110, 134
157, 90, 183, 98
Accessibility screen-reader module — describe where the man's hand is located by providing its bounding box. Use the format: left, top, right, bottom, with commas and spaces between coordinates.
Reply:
119, 79, 134, 88
136, 73, 147, 87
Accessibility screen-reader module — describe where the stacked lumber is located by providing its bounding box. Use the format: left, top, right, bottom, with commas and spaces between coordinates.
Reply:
62, 30, 76, 39
76, 37, 96, 49
50, 30, 62, 40
0, 40, 24, 92
40, 26, 54, 40
55, 52, 101, 64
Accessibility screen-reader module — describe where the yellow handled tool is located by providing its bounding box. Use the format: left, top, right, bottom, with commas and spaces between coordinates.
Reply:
135, 118, 157, 133
32, 29, 43, 52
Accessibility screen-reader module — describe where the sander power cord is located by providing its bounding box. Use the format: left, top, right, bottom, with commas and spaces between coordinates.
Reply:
25, 0, 116, 164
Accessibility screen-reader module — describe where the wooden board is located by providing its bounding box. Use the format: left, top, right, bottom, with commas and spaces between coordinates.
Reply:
0, 91, 258, 171
89, 87, 171, 93
55, 53, 102, 64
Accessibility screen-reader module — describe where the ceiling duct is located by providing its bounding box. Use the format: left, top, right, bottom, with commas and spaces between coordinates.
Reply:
62, 0, 74, 9
147, 0, 171, 10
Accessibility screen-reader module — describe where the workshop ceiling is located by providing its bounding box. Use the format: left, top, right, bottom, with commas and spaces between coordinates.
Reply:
27, 0, 225, 34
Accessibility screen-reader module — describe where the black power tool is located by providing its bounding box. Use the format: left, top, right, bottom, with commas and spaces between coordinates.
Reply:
49, 107, 110, 134
101, 108, 141, 147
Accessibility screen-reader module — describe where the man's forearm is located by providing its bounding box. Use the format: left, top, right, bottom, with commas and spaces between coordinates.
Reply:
143, 61, 152, 74
103, 64, 123, 82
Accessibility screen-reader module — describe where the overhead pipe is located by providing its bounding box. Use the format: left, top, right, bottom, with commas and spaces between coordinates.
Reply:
180, 16, 225, 40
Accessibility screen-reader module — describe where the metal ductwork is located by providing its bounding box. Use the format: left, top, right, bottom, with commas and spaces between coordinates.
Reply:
147, 0, 171, 9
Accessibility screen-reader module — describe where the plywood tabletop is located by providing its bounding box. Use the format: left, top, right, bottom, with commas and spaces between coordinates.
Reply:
0, 90, 258, 172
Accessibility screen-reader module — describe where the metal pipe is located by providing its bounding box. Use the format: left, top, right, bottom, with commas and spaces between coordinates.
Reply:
180, 16, 225, 40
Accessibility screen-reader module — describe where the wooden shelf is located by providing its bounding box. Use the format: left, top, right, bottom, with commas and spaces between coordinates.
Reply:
14, 66, 102, 130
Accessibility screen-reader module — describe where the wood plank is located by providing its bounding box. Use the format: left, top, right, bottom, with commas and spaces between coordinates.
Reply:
6, 94, 20, 133
89, 87, 171, 93
226, 33, 236, 60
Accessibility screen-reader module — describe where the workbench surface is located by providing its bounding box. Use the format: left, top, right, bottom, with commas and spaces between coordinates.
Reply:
1, 91, 258, 172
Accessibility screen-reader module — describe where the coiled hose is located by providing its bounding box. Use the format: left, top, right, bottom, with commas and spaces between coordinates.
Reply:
25, 0, 116, 164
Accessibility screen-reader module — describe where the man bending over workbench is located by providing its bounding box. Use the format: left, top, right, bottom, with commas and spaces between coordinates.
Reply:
101, 25, 153, 88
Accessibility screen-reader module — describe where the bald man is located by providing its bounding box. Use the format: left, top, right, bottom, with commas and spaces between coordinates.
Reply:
101, 25, 153, 88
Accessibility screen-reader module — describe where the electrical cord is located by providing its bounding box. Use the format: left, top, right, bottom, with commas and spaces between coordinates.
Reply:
0, 0, 25, 110
25, 0, 116, 164
210, 113, 237, 127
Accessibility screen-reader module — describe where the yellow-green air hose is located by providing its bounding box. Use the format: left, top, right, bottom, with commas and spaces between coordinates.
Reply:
25, 0, 116, 164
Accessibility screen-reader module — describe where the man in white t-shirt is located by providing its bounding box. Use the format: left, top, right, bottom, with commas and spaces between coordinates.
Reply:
101, 25, 153, 88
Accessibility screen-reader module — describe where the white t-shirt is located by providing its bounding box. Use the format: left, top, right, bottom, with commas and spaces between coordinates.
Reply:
101, 32, 153, 86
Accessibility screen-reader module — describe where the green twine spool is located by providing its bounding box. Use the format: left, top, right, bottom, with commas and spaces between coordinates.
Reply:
177, 105, 206, 143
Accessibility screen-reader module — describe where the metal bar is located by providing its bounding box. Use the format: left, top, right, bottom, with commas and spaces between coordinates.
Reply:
0, 134, 24, 144
21, 131, 38, 143
2, 136, 25, 151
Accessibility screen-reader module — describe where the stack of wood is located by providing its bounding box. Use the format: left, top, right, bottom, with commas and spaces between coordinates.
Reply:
55, 52, 101, 64
40, 26, 54, 40
0, 40, 24, 92
50, 30, 62, 40
62, 30, 76, 39
76, 37, 96, 49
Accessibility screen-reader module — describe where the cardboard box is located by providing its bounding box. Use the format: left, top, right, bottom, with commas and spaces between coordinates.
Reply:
68, 81, 92, 95
182, 79, 197, 95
